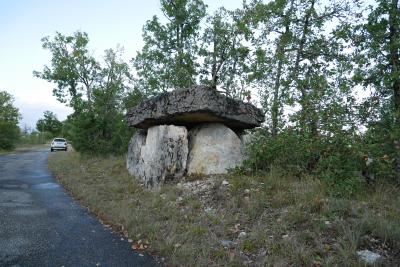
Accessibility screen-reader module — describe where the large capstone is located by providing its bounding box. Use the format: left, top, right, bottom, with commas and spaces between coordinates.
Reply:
126, 86, 265, 130
187, 123, 245, 175
127, 125, 188, 187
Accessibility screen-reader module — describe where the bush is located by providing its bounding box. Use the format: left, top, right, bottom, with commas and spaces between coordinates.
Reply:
361, 112, 400, 183
0, 91, 20, 150
314, 133, 364, 196
68, 112, 133, 155
245, 128, 367, 196
19, 130, 56, 145
246, 128, 320, 175
0, 121, 20, 150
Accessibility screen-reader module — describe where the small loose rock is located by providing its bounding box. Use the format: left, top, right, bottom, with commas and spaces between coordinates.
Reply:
357, 250, 382, 264
220, 240, 236, 249
258, 249, 267, 257
238, 231, 247, 238
204, 207, 213, 213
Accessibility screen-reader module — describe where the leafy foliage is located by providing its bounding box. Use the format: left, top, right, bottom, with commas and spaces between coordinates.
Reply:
36, 110, 63, 136
35, 32, 134, 155
199, 7, 251, 100
132, 0, 206, 95
245, 128, 365, 196
33, 31, 99, 111
0, 91, 20, 150
352, 0, 400, 122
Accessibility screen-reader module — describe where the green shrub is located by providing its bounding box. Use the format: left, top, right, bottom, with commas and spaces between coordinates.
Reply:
0, 121, 20, 150
245, 128, 366, 196
361, 112, 400, 183
246, 129, 317, 175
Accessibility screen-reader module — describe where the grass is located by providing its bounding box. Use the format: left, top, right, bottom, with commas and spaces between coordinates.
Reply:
48, 150, 400, 266
0, 143, 48, 154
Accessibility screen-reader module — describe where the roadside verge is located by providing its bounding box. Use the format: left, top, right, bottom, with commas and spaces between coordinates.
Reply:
48, 150, 400, 266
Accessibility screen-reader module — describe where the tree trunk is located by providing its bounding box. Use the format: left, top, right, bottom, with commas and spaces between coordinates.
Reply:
389, 0, 400, 120
292, 0, 315, 134
211, 27, 218, 89
270, 0, 295, 138
271, 58, 283, 138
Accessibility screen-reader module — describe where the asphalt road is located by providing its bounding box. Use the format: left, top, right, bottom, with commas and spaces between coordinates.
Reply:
0, 148, 156, 267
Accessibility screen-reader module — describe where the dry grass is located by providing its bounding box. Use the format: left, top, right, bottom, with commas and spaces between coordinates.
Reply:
48, 150, 400, 266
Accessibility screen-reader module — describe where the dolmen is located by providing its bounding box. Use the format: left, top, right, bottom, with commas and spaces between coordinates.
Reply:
126, 86, 265, 187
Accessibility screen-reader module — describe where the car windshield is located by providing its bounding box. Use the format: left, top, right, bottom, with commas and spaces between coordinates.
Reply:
54, 138, 66, 142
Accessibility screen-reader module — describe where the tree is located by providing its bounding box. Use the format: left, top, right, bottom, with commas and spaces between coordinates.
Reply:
36, 111, 63, 136
35, 32, 133, 154
0, 91, 21, 150
199, 7, 251, 100
33, 31, 99, 112
352, 0, 400, 181
248, 0, 357, 138
287, 0, 356, 137
247, 0, 296, 137
132, 0, 206, 95
353, 0, 400, 122
73, 48, 132, 154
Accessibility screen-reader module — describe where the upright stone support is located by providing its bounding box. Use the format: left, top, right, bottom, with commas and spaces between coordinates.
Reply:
127, 125, 188, 187
187, 123, 244, 175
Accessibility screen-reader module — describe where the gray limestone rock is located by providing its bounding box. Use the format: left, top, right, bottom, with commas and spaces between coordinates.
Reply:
356, 250, 382, 264
127, 125, 188, 187
187, 123, 244, 175
239, 132, 253, 146
126, 86, 265, 130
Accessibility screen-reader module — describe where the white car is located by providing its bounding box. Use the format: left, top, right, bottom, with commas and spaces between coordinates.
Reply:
50, 138, 68, 152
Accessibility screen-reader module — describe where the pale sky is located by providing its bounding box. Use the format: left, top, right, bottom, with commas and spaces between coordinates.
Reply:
0, 0, 244, 130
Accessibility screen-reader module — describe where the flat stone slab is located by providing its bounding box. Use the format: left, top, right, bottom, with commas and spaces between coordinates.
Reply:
126, 86, 265, 130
